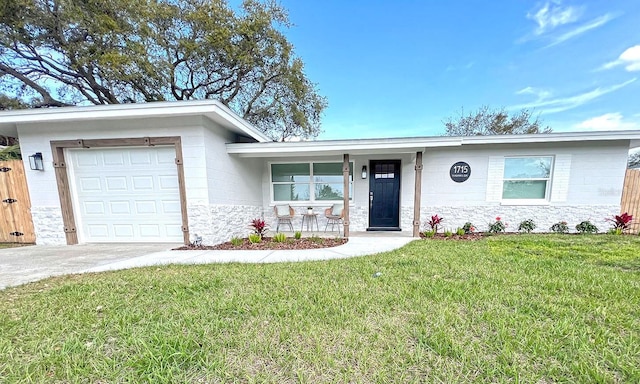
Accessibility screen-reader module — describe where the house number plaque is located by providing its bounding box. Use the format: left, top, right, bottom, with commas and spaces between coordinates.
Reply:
449, 161, 471, 183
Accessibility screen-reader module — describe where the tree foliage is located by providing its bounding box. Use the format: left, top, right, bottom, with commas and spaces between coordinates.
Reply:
629, 151, 640, 169
0, 0, 326, 140
444, 106, 552, 136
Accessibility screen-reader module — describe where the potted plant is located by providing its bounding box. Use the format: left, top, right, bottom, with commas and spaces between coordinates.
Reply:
307, 206, 314, 214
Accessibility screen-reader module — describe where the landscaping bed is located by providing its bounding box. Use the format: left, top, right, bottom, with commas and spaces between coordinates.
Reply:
174, 236, 347, 250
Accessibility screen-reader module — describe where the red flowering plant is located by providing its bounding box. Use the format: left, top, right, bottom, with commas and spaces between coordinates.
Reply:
426, 215, 444, 233
488, 216, 506, 233
249, 218, 269, 239
606, 212, 633, 232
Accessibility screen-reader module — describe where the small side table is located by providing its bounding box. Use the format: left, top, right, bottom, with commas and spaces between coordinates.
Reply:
301, 213, 319, 232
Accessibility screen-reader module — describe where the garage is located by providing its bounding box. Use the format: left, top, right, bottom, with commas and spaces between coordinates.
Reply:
67, 146, 183, 243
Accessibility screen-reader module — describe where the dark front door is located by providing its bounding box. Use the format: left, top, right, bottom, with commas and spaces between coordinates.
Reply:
368, 160, 401, 230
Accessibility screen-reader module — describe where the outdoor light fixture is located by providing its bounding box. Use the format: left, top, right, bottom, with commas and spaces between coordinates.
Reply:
28, 152, 44, 171
361, 165, 368, 179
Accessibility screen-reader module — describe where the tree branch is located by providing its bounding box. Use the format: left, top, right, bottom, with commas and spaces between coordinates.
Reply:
0, 62, 70, 107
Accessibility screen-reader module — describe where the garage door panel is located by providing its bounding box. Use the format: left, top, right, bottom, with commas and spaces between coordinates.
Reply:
140, 224, 161, 237
103, 152, 125, 165
113, 224, 134, 238
162, 200, 181, 214
87, 224, 110, 238
83, 201, 106, 215
159, 175, 179, 190
132, 176, 154, 190
79, 177, 102, 192
69, 146, 182, 243
130, 151, 152, 165
76, 152, 100, 167
110, 201, 131, 214
135, 201, 157, 214
106, 176, 128, 191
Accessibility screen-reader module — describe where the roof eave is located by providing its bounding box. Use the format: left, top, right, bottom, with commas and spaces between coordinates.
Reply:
227, 130, 640, 157
0, 100, 271, 143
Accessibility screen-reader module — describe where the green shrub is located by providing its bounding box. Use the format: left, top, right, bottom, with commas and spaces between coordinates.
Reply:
272, 232, 286, 242
309, 235, 323, 244
462, 222, 476, 234
230, 237, 243, 246
444, 229, 453, 237
422, 230, 436, 238
488, 217, 506, 233
248, 233, 262, 243
456, 227, 465, 236
576, 220, 598, 234
608, 228, 623, 235
518, 219, 536, 233
294, 231, 302, 240
550, 221, 569, 234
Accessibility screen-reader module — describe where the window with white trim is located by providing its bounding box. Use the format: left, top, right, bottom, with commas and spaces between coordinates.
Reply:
271, 162, 353, 202
502, 156, 553, 200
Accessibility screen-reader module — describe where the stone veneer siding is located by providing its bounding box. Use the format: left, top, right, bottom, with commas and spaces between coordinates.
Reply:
417, 205, 620, 233
261, 204, 619, 235
187, 204, 263, 245
31, 203, 621, 245
31, 207, 66, 245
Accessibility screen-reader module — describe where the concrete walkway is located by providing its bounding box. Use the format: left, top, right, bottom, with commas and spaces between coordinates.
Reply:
0, 237, 415, 290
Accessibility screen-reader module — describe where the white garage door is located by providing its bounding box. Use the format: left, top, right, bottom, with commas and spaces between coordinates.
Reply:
68, 146, 183, 243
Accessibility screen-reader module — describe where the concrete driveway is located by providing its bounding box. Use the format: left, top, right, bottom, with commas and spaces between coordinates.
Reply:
0, 243, 179, 290
0, 237, 416, 290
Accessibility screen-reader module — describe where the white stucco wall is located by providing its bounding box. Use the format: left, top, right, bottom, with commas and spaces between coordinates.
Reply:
419, 141, 629, 232
17, 115, 262, 245
187, 118, 263, 244
257, 140, 630, 234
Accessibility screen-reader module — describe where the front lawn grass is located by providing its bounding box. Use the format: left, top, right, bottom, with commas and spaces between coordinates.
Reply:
1, 234, 639, 382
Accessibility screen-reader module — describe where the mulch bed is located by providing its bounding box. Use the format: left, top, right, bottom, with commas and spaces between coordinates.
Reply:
419, 232, 486, 241
174, 237, 348, 251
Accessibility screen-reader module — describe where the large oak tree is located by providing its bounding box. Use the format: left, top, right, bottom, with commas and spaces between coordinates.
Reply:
444, 105, 551, 136
0, 0, 326, 140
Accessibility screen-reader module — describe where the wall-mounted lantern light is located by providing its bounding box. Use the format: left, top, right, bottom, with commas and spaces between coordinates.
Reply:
28, 152, 44, 171
361, 165, 368, 179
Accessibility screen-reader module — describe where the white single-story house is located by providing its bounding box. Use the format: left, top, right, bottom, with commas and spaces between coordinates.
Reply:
0, 100, 638, 245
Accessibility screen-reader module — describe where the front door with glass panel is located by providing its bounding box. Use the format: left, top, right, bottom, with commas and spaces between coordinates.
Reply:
368, 160, 401, 230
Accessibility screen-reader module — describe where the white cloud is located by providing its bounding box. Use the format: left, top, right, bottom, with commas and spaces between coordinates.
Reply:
601, 45, 640, 72
510, 78, 637, 114
574, 113, 640, 131
545, 14, 615, 47
445, 61, 475, 72
521, 2, 614, 46
527, 1, 582, 35
516, 86, 552, 101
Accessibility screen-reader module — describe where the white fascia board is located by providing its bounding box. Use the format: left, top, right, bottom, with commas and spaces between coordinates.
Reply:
0, 100, 270, 143
227, 130, 640, 157
227, 136, 462, 157
459, 130, 640, 145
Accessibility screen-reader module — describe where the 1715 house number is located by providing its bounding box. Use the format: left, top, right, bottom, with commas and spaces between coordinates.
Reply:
449, 161, 471, 183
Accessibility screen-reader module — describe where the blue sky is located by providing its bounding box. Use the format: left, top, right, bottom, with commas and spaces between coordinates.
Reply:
274, 0, 640, 140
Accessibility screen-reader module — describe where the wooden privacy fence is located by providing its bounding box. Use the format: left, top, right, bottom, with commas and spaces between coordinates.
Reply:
0, 160, 36, 243
621, 169, 640, 234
